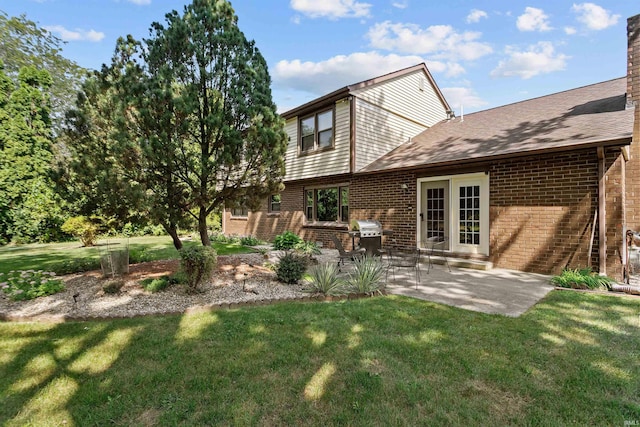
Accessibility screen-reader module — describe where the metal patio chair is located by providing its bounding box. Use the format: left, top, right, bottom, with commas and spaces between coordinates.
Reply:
330, 234, 366, 271
424, 235, 451, 273
386, 246, 421, 288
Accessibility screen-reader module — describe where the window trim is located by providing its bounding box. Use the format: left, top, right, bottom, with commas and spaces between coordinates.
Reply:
230, 206, 249, 219
304, 184, 349, 227
269, 194, 281, 214
298, 107, 335, 156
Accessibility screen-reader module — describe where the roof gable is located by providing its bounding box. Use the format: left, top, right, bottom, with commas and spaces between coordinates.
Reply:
281, 63, 450, 119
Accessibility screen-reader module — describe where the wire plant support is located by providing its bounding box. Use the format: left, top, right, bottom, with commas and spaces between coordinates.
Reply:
99, 238, 130, 278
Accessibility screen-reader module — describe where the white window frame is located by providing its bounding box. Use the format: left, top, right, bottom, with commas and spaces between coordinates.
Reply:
417, 172, 489, 255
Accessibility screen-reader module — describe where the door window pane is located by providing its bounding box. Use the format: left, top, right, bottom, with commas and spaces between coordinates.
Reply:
426, 187, 446, 240
340, 187, 349, 222
459, 185, 480, 246
316, 188, 338, 221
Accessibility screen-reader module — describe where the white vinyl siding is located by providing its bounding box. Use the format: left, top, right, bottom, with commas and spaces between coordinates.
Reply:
355, 99, 428, 171
284, 99, 350, 181
351, 70, 447, 128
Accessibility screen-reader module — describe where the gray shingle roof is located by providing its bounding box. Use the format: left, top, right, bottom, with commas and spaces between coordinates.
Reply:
359, 77, 634, 173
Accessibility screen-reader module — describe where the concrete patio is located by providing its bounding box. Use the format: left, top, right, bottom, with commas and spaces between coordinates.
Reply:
384, 262, 555, 317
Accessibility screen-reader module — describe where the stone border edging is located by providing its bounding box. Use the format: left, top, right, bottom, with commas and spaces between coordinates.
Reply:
0, 291, 388, 323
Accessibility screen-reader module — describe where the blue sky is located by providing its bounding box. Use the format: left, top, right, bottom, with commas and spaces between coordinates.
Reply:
1, 1, 637, 114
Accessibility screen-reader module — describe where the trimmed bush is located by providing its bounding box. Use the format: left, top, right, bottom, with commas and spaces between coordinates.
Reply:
344, 256, 386, 295
61, 216, 99, 247
273, 231, 303, 251
180, 245, 217, 292
276, 252, 308, 284
307, 262, 344, 295
0, 270, 65, 301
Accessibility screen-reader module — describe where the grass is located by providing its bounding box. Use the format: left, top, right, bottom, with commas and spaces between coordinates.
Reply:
1, 291, 639, 425
0, 236, 253, 274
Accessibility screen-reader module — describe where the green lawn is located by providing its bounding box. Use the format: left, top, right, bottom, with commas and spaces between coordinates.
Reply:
1, 291, 638, 426
0, 236, 253, 274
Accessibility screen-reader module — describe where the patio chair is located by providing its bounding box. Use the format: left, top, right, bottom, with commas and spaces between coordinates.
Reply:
424, 235, 451, 273
330, 234, 366, 271
386, 246, 421, 288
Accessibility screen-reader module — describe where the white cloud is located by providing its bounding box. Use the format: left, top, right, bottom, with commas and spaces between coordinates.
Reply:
516, 7, 552, 32
366, 21, 492, 61
572, 3, 619, 31
44, 25, 105, 42
392, 0, 408, 9
564, 26, 577, 35
490, 41, 569, 79
466, 9, 488, 24
441, 86, 487, 110
274, 51, 433, 95
127, 0, 151, 4
290, 0, 371, 19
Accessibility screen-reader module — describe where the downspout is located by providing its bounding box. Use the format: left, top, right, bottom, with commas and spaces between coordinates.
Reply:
350, 96, 356, 174
597, 146, 606, 275
621, 149, 627, 282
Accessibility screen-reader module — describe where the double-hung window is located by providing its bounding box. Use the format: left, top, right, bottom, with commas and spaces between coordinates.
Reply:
269, 194, 281, 213
231, 206, 248, 218
305, 186, 349, 224
300, 109, 333, 154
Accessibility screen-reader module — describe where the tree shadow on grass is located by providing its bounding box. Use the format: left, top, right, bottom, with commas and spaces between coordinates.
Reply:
0, 293, 638, 425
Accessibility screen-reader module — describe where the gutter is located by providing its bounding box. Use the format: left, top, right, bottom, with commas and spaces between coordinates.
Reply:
354, 137, 633, 177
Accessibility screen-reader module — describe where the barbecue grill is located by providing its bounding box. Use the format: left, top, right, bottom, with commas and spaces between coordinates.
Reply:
351, 219, 385, 255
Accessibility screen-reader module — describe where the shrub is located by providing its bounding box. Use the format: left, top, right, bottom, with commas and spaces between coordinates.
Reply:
240, 235, 261, 246
551, 268, 614, 290
102, 278, 124, 294
129, 248, 153, 264
276, 252, 308, 284
294, 240, 322, 258
210, 233, 240, 244
168, 271, 187, 285
307, 262, 344, 295
61, 216, 99, 247
180, 245, 217, 292
49, 258, 101, 275
0, 270, 65, 301
141, 276, 170, 292
273, 231, 303, 251
344, 256, 386, 295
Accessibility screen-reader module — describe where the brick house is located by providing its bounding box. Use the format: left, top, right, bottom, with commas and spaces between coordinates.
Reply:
224, 13, 640, 278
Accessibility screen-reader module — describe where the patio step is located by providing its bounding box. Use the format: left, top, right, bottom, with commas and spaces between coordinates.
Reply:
421, 256, 493, 271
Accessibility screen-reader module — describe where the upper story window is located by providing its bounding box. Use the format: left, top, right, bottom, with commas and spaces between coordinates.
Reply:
300, 109, 333, 154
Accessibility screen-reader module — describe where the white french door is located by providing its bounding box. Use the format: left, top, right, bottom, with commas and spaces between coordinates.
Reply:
418, 173, 489, 255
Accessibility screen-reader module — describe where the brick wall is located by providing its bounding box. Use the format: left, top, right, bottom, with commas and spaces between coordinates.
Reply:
626, 14, 640, 252
350, 171, 418, 248
223, 175, 354, 248
489, 151, 598, 274
225, 147, 627, 276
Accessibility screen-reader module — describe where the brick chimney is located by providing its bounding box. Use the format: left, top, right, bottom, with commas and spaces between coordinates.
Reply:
629, 14, 640, 109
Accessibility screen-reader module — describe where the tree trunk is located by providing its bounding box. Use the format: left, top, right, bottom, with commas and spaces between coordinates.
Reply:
198, 208, 210, 246
163, 223, 183, 250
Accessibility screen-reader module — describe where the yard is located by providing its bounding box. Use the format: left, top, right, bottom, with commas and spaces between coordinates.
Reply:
0, 236, 251, 275
1, 291, 638, 425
